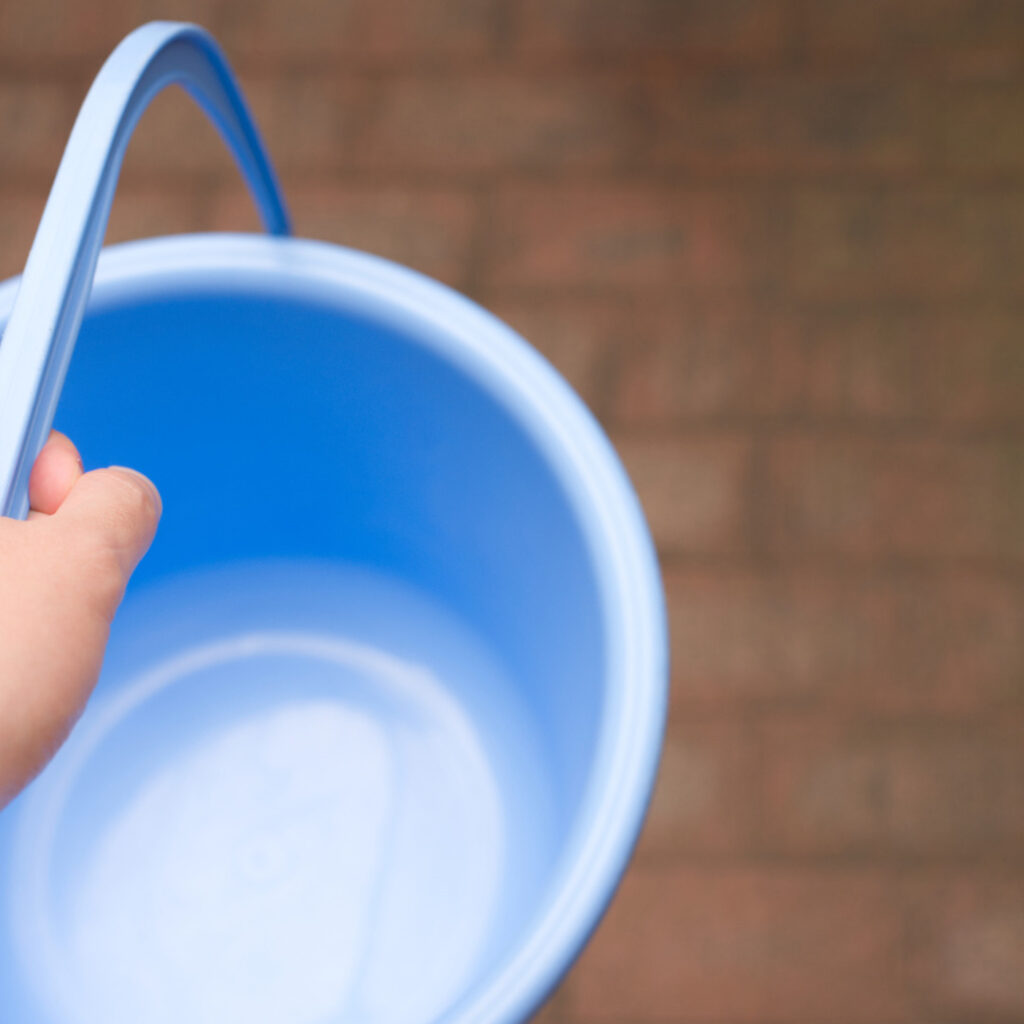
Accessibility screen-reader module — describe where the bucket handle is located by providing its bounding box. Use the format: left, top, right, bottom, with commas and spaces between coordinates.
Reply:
0, 22, 290, 519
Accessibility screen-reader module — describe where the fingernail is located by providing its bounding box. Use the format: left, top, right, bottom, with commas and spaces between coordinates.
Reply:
108, 466, 163, 518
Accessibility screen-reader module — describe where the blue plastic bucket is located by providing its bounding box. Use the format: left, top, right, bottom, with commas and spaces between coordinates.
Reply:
0, 24, 666, 1024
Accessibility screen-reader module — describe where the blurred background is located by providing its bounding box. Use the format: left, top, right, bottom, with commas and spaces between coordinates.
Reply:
2, 1, 1023, 1022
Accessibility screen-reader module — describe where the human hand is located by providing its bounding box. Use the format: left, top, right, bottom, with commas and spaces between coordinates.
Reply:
0, 431, 160, 809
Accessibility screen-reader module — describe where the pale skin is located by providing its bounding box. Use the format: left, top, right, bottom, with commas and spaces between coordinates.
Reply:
0, 430, 160, 809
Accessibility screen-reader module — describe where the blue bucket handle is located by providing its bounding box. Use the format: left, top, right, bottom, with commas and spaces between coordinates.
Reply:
0, 21, 290, 519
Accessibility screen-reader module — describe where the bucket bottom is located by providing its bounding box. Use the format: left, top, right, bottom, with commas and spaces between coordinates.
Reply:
3, 563, 556, 1024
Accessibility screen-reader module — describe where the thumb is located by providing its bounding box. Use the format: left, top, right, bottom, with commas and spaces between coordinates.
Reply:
0, 466, 160, 806
48, 466, 162, 619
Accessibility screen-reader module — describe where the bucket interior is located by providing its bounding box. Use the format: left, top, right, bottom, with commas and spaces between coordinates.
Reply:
0, 264, 609, 1023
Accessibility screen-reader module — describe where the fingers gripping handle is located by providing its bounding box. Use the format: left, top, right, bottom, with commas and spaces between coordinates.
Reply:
0, 22, 290, 519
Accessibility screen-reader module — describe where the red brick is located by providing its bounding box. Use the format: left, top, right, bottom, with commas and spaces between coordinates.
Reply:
120, 76, 359, 179
530, 982, 571, 1024
356, 74, 643, 172
104, 186, 214, 246
125, 72, 644, 179
2, 188, 216, 278
529, 1003, 563, 1024
0, 1, 224, 63
765, 436, 1024, 563
0, 1, 113, 60
611, 305, 1024, 427
613, 435, 751, 555
482, 297, 624, 415
0, 193, 46, 283
665, 569, 1024, 712
569, 864, 912, 1022
612, 305, 791, 424
800, 1, 1024, 64
770, 310, 1024, 425
219, 0, 500, 62
0, 83, 74, 176
245, 77, 374, 176
610, 303, 1024, 428
909, 876, 1024, 1019
613, 305, 1024, 427
488, 186, 782, 292
788, 188, 1024, 302
118, 85, 231, 179
636, 720, 756, 859
939, 82, 1024, 174
0, 184, 213, 280
651, 76, 930, 175
760, 715, 1024, 857
513, 0, 791, 61
0, 143, 215, 277
212, 184, 478, 288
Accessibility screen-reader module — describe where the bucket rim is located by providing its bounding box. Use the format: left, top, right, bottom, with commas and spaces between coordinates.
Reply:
0, 232, 668, 1024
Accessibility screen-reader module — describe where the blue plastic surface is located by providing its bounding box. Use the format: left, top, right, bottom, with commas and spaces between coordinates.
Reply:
0, 23, 667, 1024
0, 22, 288, 520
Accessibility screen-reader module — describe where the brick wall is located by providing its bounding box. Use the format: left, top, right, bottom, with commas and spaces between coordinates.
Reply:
2, 2, 1023, 1021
